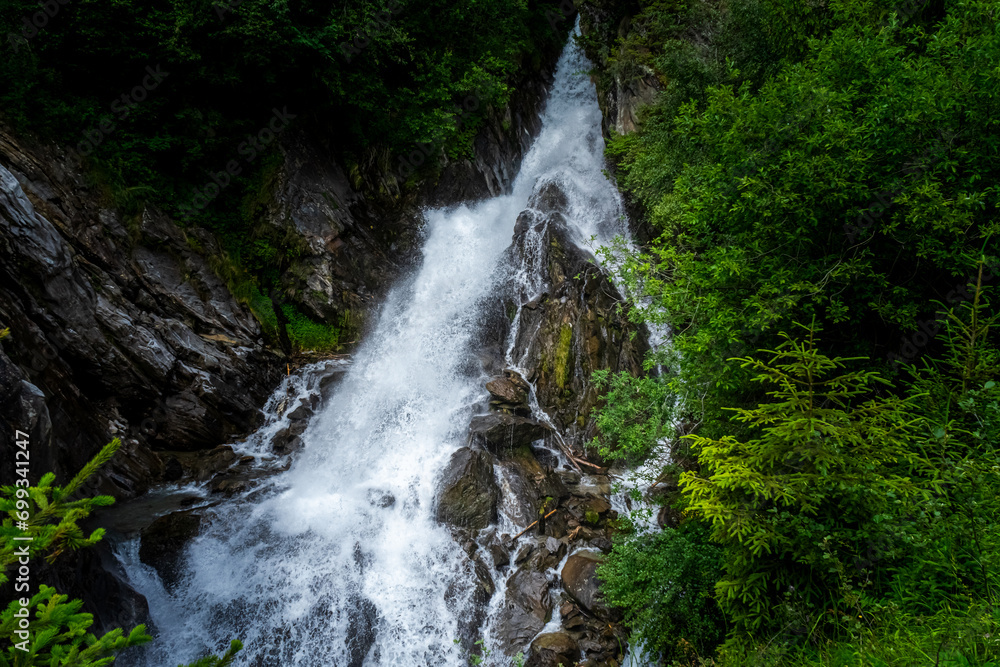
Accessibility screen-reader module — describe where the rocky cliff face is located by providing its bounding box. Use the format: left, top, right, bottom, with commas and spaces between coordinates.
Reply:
266, 56, 559, 341
0, 132, 282, 498
503, 182, 647, 447
576, 2, 663, 138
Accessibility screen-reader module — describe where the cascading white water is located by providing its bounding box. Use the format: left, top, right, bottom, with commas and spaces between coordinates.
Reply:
117, 26, 634, 666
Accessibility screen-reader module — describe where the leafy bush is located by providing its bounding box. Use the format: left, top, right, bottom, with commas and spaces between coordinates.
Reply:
600, 521, 727, 663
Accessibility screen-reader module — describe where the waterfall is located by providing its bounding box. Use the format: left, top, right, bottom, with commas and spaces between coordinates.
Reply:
116, 26, 636, 666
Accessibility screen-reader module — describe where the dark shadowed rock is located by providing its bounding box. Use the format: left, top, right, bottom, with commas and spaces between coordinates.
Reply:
498, 446, 570, 531
469, 413, 552, 455
138, 510, 202, 591
495, 568, 552, 649
162, 456, 183, 482
345, 593, 379, 667
0, 144, 282, 493
526, 632, 581, 667
271, 426, 304, 454
435, 447, 500, 530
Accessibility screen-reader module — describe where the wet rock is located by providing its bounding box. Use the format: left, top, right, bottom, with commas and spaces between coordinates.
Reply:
526, 632, 581, 667
435, 447, 500, 530
501, 181, 647, 451
138, 510, 201, 590
514, 541, 534, 565
211, 477, 248, 496
537, 180, 573, 212
286, 403, 311, 421
495, 568, 552, 649
561, 602, 586, 630
271, 426, 304, 454
587, 536, 614, 554
487, 536, 510, 569
173, 445, 238, 482
524, 538, 566, 572
162, 456, 183, 482
345, 593, 378, 667
455, 555, 497, 655
366, 489, 396, 508
561, 551, 609, 618
486, 369, 533, 417
532, 445, 560, 470
473, 557, 496, 600
469, 413, 552, 455
486, 374, 529, 404
498, 446, 569, 531
565, 493, 613, 530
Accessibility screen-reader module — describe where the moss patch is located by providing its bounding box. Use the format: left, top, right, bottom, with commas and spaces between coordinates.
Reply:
281, 303, 341, 352
553, 324, 574, 389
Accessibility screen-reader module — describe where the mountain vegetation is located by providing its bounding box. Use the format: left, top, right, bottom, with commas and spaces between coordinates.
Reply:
583, 0, 1000, 663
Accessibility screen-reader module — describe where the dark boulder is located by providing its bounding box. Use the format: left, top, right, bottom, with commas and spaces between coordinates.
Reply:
138, 510, 202, 590
561, 551, 609, 618
344, 593, 379, 667
525, 632, 581, 667
469, 413, 552, 455
495, 568, 552, 649
435, 447, 500, 530
498, 445, 569, 532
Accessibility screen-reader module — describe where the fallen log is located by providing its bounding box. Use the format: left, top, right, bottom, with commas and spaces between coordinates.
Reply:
512, 509, 558, 540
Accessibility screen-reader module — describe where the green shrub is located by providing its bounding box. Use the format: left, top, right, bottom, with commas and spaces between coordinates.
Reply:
601, 521, 727, 664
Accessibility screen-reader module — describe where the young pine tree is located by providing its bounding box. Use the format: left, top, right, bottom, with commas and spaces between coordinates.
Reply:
679, 323, 931, 643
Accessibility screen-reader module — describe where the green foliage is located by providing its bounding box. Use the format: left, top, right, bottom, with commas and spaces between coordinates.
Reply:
281, 303, 342, 352
680, 325, 930, 636
0, 0, 573, 348
600, 521, 726, 663
717, 602, 1000, 666
589, 369, 674, 464
1, 440, 152, 665
1, 440, 122, 582
0, 588, 150, 667
584, 0, 1000, 663
0, 0, 570, 217
597, 0, 1000, 433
